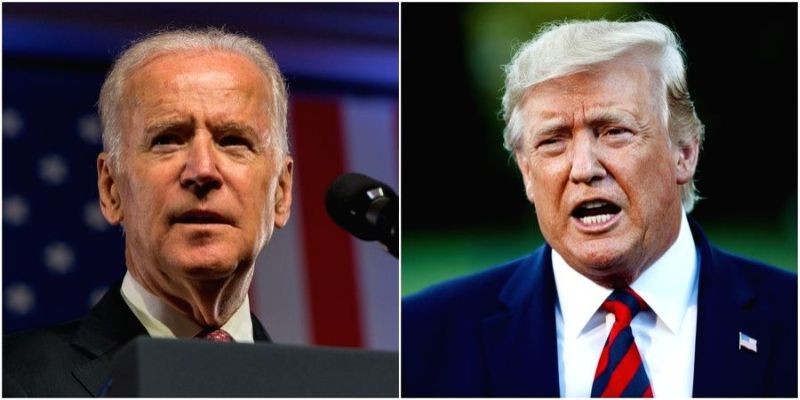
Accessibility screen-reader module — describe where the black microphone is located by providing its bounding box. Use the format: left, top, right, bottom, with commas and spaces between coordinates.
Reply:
325, 173, 398, 258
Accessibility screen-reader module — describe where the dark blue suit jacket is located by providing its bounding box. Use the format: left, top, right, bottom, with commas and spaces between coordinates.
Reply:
3, 282, 271, 397
402, 220, 797, 397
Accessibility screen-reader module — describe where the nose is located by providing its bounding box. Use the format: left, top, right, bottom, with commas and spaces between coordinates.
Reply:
180, 134, 222, 197
569, 130, 607, 184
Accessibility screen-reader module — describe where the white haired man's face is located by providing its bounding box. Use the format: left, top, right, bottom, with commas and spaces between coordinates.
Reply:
96, 49, 293, 325
514, 58, 698, 287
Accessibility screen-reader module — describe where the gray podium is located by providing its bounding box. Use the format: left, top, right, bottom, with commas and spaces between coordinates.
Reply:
108, 337, 398, 397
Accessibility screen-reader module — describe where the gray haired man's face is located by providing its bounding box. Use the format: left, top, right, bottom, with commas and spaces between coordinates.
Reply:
514, 58, 698, 287
97, 49, 293, 325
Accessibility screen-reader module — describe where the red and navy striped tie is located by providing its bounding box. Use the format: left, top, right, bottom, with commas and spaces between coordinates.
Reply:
591, 288, 653, 397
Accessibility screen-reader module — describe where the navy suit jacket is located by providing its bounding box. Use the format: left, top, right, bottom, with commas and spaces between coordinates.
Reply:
3, 283, 271, 397
402, 220, 797, 397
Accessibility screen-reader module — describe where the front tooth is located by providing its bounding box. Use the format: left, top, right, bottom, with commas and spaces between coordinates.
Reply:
581, 214, 612, 225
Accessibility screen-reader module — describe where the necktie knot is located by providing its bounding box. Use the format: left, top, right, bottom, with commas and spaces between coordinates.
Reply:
602, 287, 649, 326
196, 328, 234, 343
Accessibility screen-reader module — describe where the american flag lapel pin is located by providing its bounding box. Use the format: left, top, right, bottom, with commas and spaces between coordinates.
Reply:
738, 331, 757, 353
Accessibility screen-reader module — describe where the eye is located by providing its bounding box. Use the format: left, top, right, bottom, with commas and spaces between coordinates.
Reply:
533, 135, 567, 155
218, 135, 252, 149
598, 126, 634, 147
151, 134, 181, 147
603, 127, 632, 136
535, 136, 564, 149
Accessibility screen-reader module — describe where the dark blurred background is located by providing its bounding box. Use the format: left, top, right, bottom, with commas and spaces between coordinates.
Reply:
402, 3, 797, 294
4, 3, 399, 350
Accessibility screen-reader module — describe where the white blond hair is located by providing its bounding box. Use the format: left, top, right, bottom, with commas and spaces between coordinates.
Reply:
98, 27, 288, 171
502, 19, 705, 211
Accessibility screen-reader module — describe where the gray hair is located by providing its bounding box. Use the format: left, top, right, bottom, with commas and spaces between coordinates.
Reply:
98, 27, 289, 171
502, 20, 705, 211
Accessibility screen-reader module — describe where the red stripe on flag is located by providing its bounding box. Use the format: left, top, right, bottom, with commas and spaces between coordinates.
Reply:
291, 97, 363, 347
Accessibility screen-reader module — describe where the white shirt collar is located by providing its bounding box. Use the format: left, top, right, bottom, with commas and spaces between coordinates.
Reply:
552, 212, 698, 338
120, 271, 254, 343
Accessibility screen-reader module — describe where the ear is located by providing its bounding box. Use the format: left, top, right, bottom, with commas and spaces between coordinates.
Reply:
97, 153, 124, 225
514, 151, 536, 203
273, 156, 293, 229
675, 137, 700, 185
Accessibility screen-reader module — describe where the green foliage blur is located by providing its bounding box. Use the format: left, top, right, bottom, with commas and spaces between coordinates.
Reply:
403, 220, 797, 296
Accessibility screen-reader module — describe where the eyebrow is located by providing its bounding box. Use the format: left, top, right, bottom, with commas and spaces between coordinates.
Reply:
145, 119, 193, 136
144, 119, 258, 138
212, 121, 258, 138
528, 108, 640, 139
529, 116, 572, 139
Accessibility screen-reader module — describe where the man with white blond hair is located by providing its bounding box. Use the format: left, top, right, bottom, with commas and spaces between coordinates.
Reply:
402, 19, 796, 397
4, 28, 293, 396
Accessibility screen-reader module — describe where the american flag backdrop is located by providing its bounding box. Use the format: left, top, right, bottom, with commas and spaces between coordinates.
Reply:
3, 3, 399, 351
254, 96, 398, 349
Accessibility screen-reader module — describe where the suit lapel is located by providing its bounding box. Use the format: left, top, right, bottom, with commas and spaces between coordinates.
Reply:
70, 283, 148, 396
480, 247, 560, 397
251, 313, 272, 342
68, 283, 272, 395
690, 221, 769, 397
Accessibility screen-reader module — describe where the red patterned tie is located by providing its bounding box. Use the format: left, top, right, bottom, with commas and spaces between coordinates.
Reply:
591, 288, 653, 397
196, 328, 234, 343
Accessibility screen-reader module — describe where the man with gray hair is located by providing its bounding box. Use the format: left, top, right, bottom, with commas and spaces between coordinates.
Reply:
4, 28, 293, 396
403, 20, 796, 397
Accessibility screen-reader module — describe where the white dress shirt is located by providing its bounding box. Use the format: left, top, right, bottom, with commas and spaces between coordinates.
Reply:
120, 272, 254, 343
552, 213, 699, 397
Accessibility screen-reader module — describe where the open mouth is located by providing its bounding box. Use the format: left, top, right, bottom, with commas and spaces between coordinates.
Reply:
171, 210, 232, 225
571, 200, 621, 226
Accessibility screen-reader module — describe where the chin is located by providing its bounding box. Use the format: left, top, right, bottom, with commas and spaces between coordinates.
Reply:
180, 262, 239, 280
581, 248, 624, 267
575, 244, 642, 285
164, 248, 243, 281
564, 236, 632, 266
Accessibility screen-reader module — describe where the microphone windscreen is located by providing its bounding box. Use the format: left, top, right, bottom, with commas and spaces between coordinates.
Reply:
325, 173, 396, 241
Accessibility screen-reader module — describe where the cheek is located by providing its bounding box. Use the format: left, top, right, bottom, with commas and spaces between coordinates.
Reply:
527, 163, 570, 235
528, 158, 568, 204
250, 177, 279, 248
238, 168, 274, 224
622, 148, 678, 214
123, 171, 170, 224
